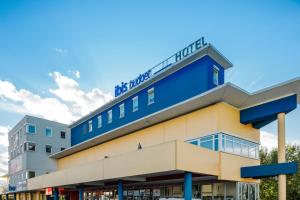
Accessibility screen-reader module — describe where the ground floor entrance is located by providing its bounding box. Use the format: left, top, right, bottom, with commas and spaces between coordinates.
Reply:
82, 182, 258, 200
3, 173, 259, 200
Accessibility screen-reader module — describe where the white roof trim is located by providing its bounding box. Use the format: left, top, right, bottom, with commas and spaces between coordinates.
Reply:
51, 78, 300, 159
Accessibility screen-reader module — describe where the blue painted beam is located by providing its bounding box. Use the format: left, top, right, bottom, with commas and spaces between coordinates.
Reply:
184, 172, 192, 200
241, 162, 298, 179
79, 187, 84, 200
118, 180, 124, 200
53, 188, 59, 200
240, 94, 297, 129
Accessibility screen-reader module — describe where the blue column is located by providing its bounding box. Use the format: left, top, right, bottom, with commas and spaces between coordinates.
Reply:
79, 187, 84, 200
184, 172, 192, 200
118, 180, 124, 200
5, 194, 9, 200
13, 194, 16, 200
53, 188, 59, 200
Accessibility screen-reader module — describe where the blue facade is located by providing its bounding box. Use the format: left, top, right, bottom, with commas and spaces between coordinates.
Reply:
240, 94, 297, 129
71, 55, 225, 146
241, 162, 298, 179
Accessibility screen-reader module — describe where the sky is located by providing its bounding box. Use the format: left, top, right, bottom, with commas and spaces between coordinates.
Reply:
0, 0, 300, 175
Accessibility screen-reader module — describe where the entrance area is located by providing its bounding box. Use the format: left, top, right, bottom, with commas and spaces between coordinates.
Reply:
81, 182, 258, 200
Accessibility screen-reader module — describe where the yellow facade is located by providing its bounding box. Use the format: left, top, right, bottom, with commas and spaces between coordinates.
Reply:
57, 102, 259, 170
27, 102, 260, 191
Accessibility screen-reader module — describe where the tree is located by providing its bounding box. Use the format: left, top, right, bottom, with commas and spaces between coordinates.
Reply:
259, 145, 300, 200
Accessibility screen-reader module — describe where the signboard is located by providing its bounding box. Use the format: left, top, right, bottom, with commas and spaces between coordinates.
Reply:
114, 37, 207, 97
46, 188, 53, 196
8, 185, 16, 191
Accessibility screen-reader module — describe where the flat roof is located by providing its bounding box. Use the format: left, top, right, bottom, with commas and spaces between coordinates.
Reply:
51, 77, 300, 159
69, 44, 233, 128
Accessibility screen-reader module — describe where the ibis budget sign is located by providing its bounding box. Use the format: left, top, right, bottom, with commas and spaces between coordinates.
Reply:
115, 37, 207, 97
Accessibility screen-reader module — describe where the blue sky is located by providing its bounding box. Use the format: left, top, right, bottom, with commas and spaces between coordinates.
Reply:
0, 1, 300, 173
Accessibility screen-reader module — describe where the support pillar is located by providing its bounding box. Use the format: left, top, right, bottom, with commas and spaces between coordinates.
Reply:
184, 172, 192, 200
79, 187, 84, 200
53, 188, 59, 200
35, 192, 40, 200
278, 112, 286, 200
13, 194, 16, 200
118, 180, 124, 200
5, 194, 9, 200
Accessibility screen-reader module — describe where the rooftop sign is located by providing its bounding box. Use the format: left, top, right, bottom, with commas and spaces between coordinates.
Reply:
114, 37, 207, 97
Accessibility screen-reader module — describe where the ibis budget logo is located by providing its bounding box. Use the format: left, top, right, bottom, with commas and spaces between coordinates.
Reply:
115, 70, 152, 97
115, 37, 207, 97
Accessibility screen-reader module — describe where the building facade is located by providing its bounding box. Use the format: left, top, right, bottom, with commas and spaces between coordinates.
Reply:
7, 115, 70, 193
2, 38, 300, 200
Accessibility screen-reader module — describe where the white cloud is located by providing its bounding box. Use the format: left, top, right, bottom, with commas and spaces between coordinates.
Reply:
54, 48, 68, 54
0, 72, 112, 124
260, 131, 278, 150
0, 80, 75, 124
260, 130, 300, 151
49, 72, 113, 117
0, 126, 9, 175
70, 70, 80, 79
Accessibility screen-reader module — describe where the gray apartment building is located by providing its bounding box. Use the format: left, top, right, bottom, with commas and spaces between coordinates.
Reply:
7, 115, 70, 192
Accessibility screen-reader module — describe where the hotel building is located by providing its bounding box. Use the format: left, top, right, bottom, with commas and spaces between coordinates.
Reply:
2, 38, 300, 200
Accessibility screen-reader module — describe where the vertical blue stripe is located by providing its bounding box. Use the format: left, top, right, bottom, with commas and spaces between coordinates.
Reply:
184, 172, 192, 200
118, 180, 124, 200
79, 187, 84, 200
53, 188, 59, 200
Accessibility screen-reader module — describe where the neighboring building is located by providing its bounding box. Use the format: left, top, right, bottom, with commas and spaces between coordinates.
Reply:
3, 38, 300, 200
7, 115, 70, 193
0, 174, 8, 194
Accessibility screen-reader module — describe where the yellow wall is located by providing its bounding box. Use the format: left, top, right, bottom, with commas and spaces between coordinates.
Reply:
58, 102, 259, 170
28, 140, 259, 190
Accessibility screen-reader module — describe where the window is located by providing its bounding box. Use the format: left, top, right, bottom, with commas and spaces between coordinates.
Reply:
190, 140, 198, 146
132, 96, 138, 112
27, 171, 35, 179
97, 115, 102, 128
88, 120, 93, 132
148, 88, 155, 105
119, 103, 125, 118
60, 131, 66, 139
26, 124, 36, 134
200, 135, 214, 150
45, 127, 52, 137
24, 142, 36, 152
213, 66, 219, 85
187, 133, 259, 159
108, 110, 112, 124
45, 145, 52, 154
60, 147, 65, 151
222, 133, 259, 159
83, 124, 87, 134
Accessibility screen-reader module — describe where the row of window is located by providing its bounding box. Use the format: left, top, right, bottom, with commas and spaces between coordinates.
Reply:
9, 171, 36, 184
188, 133, 259, 159
84, 87, 155, 134
25, 124, 66, 138
24, 142, 66, 154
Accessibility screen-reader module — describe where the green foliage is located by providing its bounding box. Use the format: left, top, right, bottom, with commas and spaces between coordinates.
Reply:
259, 145, 300, 200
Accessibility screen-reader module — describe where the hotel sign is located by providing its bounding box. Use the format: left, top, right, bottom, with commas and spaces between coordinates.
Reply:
115, 37, 207, 97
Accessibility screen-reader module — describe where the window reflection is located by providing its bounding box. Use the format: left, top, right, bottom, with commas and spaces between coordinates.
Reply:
188, 133, 259, 159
